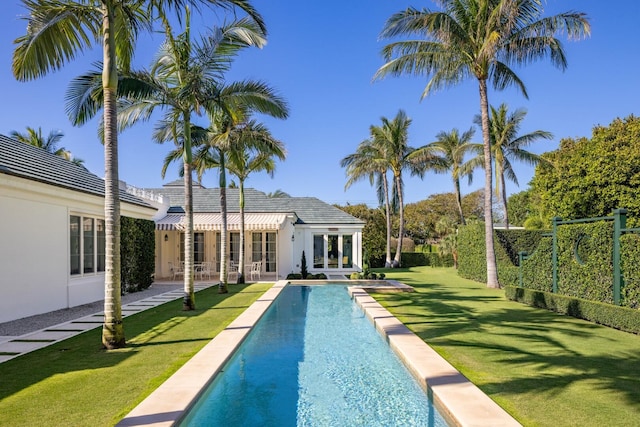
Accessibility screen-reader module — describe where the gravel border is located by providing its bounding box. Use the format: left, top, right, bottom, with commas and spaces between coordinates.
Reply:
0, 283, 182, 337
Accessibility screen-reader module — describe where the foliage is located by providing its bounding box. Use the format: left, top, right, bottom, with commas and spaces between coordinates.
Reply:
300, 250, 308, 279
505, 286, 640, 335
120, 217, 155, 293
337, 204, 387, 267
403, 190, 483, 243
458, 222, 546, 286
400, 252, 454, 268
531, 115, 640, 223
621, 234, 640, 309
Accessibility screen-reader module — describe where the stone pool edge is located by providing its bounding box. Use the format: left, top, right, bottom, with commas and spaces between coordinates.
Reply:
349, 287, 521, 427
117, 280, 521, 427
116, 281, 288, 427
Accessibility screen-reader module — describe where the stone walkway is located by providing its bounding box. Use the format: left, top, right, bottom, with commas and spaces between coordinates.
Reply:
0, 282, 214, 364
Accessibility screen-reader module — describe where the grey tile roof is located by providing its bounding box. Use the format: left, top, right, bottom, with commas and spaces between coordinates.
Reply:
0, 134, 153, 209
148, 185, 364, 225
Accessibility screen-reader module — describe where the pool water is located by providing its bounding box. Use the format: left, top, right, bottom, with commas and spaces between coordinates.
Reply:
180, 285, 449, 427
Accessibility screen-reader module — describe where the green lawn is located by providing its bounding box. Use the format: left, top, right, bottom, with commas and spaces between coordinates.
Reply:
373, 267, 640, 427
2, 270, 639, 426
0, 283, 271, 427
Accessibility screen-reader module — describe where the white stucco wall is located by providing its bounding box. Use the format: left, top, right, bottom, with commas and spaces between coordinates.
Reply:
0, 175, 156, 324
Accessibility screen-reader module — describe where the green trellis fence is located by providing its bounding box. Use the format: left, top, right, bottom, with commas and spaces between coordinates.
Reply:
519, 209, 640, 306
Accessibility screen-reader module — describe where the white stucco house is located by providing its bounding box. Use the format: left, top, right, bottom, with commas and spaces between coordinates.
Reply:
149, 180, 365, 281
0, 134, 364, 324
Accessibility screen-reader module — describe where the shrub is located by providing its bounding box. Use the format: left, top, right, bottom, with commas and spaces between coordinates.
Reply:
505, 285, 640, 335
120, 216, 155, 293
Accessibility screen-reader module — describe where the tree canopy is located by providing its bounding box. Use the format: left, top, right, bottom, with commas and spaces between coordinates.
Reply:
530, 115, 640, 224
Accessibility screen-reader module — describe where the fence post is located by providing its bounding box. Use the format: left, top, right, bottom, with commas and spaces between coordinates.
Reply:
612, 208, 627, 305
552, 217, 562, 293
518, 251, 528, 288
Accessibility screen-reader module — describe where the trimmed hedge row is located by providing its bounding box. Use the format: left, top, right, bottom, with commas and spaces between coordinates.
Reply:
457, 222, 545, 286
505, 285, 640, 335
121, 216, 155, 293
400, 252, 454, 268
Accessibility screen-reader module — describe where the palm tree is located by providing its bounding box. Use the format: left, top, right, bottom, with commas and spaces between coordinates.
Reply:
341, 136, 394, 268
13, 0, 147, 349
224, 120, 286, 283
376, 1, 589, 287
371, 110, 424, 268
14, 0, 264, 348
416, 128, 477, 225
10, 126, 86, 165
128, 17, 271, 300
192, 105, 288, 293
474, 103, 552, 228
266, 189, 290, 198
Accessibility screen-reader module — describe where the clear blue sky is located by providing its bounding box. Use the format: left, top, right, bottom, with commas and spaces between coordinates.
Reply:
1, 1, 639, 207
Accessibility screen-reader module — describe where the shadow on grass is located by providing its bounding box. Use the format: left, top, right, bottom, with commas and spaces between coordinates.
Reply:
373, 269, 640, 411
0, 283, 266, 403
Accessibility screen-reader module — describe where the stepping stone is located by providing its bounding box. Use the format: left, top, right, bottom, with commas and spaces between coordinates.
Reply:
0, 340, 50, 353
20, 331, 77, 341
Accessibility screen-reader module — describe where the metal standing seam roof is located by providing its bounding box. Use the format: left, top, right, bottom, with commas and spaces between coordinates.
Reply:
0, 134, 153, 209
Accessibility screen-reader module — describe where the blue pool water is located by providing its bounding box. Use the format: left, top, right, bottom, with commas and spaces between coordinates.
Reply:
180, 285, 449, 427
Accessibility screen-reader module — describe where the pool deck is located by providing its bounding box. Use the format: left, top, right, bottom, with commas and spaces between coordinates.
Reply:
117, 280, 521, 427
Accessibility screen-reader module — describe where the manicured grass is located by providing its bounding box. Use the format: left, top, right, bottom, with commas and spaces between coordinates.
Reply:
0, 283, 271, 427
372, 267, 640, 427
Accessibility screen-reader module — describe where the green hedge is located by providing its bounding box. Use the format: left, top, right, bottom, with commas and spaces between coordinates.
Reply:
620, 233, 640, 309
120, 216, 155, 293
457, 223, 545, 287
505, 286, 640, 335
400, 252, 454, 268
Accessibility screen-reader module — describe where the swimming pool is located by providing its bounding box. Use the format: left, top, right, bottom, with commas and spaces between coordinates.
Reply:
180, 285, 449, 426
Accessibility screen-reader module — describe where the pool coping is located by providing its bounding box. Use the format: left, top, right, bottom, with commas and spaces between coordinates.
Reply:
116, 280, 521, 427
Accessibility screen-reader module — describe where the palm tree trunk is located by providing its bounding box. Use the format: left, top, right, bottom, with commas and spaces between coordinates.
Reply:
101, 3, 125, 349
383, 173, 392, 268
478, 79, 500, 288
182, 115, 196, 309
183, 166, 196, 309
454, 177, 466, 225
501, 171, 509, 230
237, 180, 246, 284
393, 173, 404, 268
218, 150, 229, 293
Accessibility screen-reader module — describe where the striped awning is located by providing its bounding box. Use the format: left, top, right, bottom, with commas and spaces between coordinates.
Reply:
156, 213, 289, 231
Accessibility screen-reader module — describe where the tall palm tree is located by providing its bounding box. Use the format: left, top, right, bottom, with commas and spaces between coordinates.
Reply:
473, 103, 552, 228
376, 0, 589, 287
224, 120, 286, 283
13, 0, 147, 349
371, 110, 424, 268
129, 17, 270, 300
14, 0, 264, 348
10, 126, 86, 165
416, 128, 477, 225
341, 137, 394, 268
192, 104, 288, 292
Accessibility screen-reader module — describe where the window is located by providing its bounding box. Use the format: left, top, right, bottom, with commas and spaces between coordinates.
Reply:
70, 215, 105, 276
328, 234, 339, 269
230, 232, 240, 263
313, 233, 354, 269
252, 233, 263, 263
180, 232, 205, 264
342, 234, 353, 268
265, 232, 276, 272
70, 216, 81, 275
313, 235, 324, 268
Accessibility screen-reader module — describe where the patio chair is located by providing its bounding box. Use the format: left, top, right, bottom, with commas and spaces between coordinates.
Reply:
169, 261, 184, 280
228, 260, 238, 282
197, 261, 212, 280
250, 260, 262, 281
